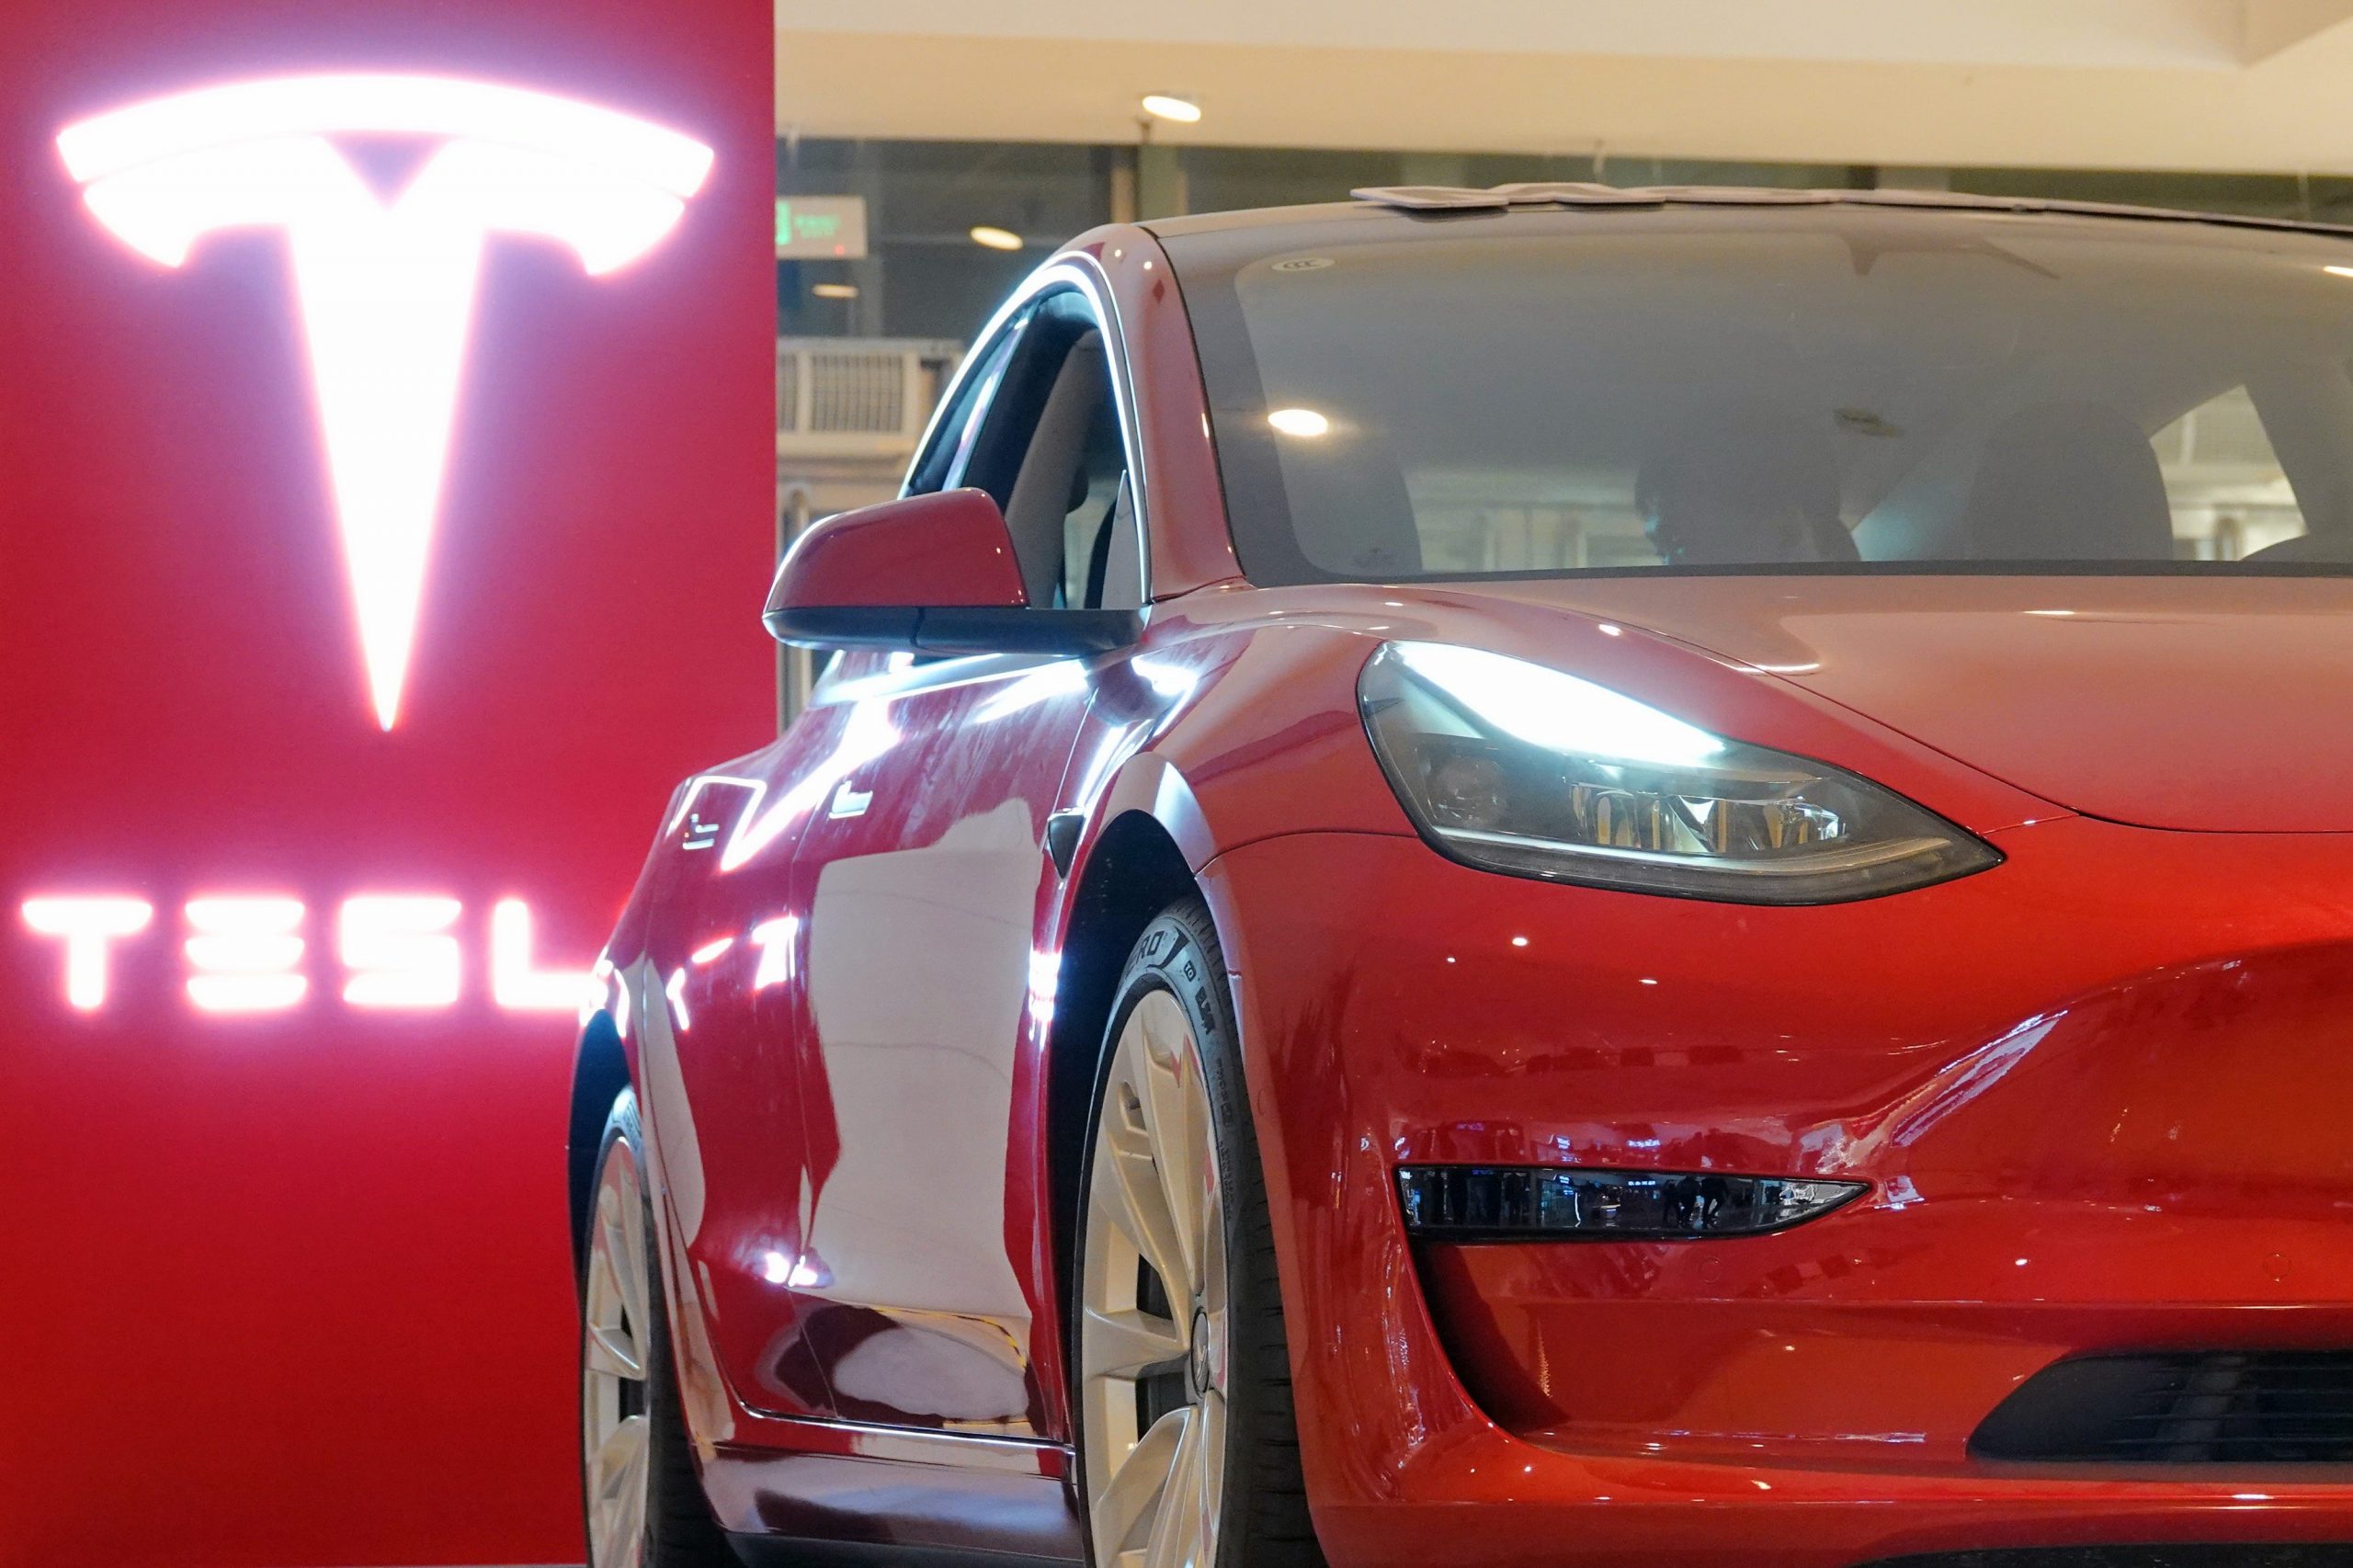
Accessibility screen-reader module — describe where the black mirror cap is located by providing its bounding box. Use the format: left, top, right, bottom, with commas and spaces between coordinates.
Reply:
766, 605, 1142, 656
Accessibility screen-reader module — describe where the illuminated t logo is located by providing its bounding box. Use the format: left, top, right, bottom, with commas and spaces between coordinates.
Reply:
57, 75, 714, 729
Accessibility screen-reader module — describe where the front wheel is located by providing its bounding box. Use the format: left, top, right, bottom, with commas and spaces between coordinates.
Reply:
1073, 898, 1323, 1568
580, 1089, 736, 1568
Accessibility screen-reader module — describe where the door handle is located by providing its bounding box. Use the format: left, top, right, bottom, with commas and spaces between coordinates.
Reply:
827, 778, 873, 820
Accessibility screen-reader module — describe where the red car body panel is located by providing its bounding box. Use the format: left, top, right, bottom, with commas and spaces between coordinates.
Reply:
585, 218, 2353, 1566
1079, 234, 1246, 599
1477, 574, 2353, 833
767, 486, 1029, 611
1207, 823, 2353, 1567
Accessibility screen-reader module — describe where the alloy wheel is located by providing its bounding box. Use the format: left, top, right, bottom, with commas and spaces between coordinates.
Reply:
583, 1135, 654, 1568
1080, 988, 1230, 1568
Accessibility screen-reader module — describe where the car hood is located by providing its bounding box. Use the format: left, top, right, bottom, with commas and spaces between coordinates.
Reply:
1456, 574, 2353, 834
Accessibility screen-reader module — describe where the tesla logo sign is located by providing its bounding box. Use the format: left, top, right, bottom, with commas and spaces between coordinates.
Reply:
56, 75, 715, 728
20, 892, 600, 1016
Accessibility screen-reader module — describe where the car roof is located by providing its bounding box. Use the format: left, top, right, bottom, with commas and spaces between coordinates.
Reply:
1141, 183, 2353, 244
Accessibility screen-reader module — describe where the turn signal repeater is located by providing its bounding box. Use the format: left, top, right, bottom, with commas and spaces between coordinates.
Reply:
1358, 641, 2001, 903
1397, 1165, 1867, 1241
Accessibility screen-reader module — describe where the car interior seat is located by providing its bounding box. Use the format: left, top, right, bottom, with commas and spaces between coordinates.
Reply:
2244, 528, 2353, 562
1965, 403, 2177, 562
1002, 331, 1112, 606
1085, 472, 1144, 610
1283, 444, 1427, 579
1638, 400, 1859, 565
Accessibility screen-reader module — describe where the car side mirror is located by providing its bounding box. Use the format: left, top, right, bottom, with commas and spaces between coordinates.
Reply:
763, 488, 1141, 656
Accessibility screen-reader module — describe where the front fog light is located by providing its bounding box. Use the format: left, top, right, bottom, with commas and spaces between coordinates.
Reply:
1397, 1165, 1866, 1240
1358, 641, 2000, 903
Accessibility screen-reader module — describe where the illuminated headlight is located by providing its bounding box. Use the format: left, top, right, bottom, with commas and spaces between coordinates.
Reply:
1358, 642, 2000, 903
1397, 1165, 1866, 1240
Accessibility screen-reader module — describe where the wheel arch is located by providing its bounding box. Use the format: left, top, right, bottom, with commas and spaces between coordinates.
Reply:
1043, 809, 1204, 1337
567, 1008, 632, 1285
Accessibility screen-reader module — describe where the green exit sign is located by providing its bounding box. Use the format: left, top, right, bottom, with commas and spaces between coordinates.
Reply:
776, 196, 869, 259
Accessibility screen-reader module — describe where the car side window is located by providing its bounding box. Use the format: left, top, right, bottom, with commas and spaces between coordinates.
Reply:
904, 314, 1026, 499
959, 295, 1142, 611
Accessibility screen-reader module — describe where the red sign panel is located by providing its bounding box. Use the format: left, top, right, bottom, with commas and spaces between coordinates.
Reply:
0, 4, 774, 1563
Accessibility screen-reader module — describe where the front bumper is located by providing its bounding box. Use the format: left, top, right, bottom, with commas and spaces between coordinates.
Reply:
1200, 817, 2353, 1568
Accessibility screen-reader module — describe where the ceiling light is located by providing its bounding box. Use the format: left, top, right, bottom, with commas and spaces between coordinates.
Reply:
1267, 406, 1329, 437
810, 281, 858, 300
1141, 94, 1202, 124
970, 224, 1022, 251
2327, 265, 2353, 278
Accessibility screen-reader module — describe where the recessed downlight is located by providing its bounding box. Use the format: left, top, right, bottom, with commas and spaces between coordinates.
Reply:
810, 281, 858, 300
970, 224, 1023, 252
1141, 93, 1202, 124
1267, 406, 1330, 437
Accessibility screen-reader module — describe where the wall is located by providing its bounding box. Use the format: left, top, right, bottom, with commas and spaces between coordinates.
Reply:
773, 135, 2353, 349
775, 0, 2353, 172
0, 4, 774, 1563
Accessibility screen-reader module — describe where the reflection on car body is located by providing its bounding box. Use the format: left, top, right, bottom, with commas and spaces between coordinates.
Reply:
571, 187, 2353, 1568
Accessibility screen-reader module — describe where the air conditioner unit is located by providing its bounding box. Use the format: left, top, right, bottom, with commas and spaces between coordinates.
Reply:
778, 337, 964, 460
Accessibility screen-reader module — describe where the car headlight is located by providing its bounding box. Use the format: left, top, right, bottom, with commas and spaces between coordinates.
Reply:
1358, 641, 2001, 904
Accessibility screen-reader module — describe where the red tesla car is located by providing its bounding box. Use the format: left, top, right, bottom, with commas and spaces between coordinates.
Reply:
569, 186, 2353, 1568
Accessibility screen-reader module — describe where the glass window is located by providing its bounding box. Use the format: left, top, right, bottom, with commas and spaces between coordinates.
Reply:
905, 313, 1025, 496
778, 139, 1116, 340
1165, 205, 2353, 581
1950, 166, 2353, 227
2153, 386, 2308, 560
958, 294, 1137, 609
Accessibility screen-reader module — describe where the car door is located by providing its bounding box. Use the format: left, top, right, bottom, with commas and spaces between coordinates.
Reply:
786, 284, 1145, 1436
636, 312, 1042, 1427
637, 746, 836, 1423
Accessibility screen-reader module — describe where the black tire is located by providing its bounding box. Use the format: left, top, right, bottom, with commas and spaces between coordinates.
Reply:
583, 1090, 739, 1568
1073, 896, 1324, 1568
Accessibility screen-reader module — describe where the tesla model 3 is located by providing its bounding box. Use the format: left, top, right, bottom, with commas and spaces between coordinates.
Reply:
569, 185, 2353, 1568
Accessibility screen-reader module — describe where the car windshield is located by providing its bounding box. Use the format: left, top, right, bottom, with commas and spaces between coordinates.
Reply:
1162, 203, 2353, 583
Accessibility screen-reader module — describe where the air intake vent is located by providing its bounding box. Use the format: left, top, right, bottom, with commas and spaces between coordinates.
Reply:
1972, 1352, 2353, 1464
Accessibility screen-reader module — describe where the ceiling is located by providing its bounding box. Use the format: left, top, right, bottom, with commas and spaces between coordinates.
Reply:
775, 0, 2353, 173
